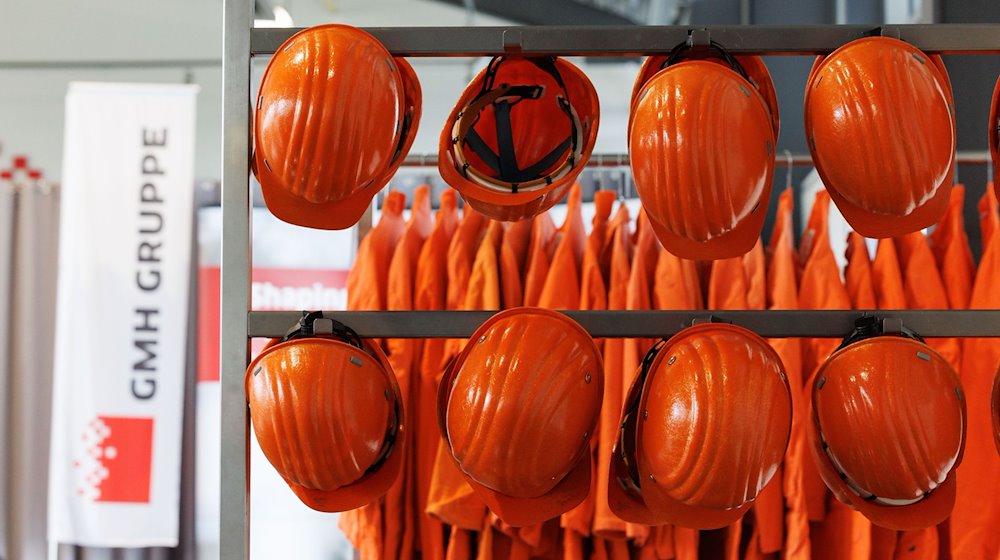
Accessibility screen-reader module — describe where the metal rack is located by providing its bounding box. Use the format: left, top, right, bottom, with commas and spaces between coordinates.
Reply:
221, 6, 1000, 557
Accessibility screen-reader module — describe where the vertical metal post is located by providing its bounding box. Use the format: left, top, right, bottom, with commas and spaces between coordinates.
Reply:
221, 0, 252, 558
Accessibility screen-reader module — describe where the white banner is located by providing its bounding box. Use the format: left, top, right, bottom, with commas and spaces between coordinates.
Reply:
48, 82, 198, 547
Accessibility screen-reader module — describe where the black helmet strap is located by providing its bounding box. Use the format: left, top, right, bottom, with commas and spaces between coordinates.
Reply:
662, 39, 752, 84
836, 315, 924, 352
282, 310, 364, 350
460, 56, 579, 187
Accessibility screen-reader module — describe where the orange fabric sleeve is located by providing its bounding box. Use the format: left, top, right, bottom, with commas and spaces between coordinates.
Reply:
539, 184, 584, 311
413, 190, 460, 560
796, 192, 868, 558
383, 186, 433, 560
522, 213, 557, 307
622, 213, 657, 547
762, 189, 809, 560
845, 232, 876, 309
872, 239, 907, 310
928, 185, 974, 311
893, 232, 960, 368
950, 188, 1000, 559
427, 207, 488, 534
499, 218, 533, 309
706, 240, 750, 560
593, 205, 631, 540
539, 185, 596, 544
339, 190, 407, 560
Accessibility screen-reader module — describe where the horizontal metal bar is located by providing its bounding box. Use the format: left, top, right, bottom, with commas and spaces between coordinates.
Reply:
403, 151, 992, 167
251, 25, 1000, 56
247, 310, 1000, 339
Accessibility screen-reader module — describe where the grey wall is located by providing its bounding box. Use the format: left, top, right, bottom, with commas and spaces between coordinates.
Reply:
942, 0, 1000, 258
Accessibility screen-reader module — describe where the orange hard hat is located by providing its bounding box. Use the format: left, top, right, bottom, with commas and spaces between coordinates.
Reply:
808, 318, 966, 530
804, 37, 955, 238
437, 307, 603, 525
993, 364, 1000, 454
989, 75, 1000, 197
253, 24, 421, 230
609, 322, 792, 529
246, 312, 404, 512
439, 56, 600, 222
629, 42, 778, 260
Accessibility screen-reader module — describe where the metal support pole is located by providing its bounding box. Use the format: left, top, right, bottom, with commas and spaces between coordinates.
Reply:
220, 0, 252, 558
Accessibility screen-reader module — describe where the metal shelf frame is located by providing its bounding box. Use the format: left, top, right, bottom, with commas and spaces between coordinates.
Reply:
221, 9, 1000, 558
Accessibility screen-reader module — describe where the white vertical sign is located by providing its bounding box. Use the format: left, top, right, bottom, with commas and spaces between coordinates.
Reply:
48, 82, 198, 547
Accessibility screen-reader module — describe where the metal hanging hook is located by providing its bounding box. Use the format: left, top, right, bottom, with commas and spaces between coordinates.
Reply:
601, 156, 614, 198
595, 153, 605, 190
953, 151, 960, 185
626, 166, 635, 200
421, 153, 435, 191
618, 154, 628, 198
784, 149, 794, 190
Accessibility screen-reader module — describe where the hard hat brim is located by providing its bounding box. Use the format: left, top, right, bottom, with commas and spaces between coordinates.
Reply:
607, 366, 671, 526
282, 430, 405, 513
809, 418, 957, 530
461, 448, 591, 527
258, 173, 379, 230
824, 169, 952, 238
646, 197, 769, 260
990, 75, 1000, 198
992, 365, 1000, 454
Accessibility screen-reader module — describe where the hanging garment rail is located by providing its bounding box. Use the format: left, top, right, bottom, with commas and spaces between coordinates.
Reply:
248, 310, 1000, 339
401, 151, 994, 167
251, 24, 1000, 56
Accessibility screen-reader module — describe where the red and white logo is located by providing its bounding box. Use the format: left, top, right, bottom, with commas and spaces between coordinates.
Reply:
75, 416, 154, 503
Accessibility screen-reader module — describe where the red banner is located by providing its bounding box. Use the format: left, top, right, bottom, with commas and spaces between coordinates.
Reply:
197, 267, 350, 382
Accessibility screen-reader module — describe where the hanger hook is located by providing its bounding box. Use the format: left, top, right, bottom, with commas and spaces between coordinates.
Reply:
591, 154, 600, 190
784, 149, 794, 190
952, 151, 959, 185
